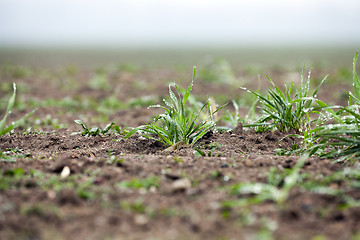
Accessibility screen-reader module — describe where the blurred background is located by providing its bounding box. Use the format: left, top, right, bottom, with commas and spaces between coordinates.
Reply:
1, 0, 360, 47
0, 0, 359, 129
0, 0, 359, 67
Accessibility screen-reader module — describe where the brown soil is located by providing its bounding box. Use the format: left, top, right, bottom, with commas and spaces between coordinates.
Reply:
0, 60, 359, 240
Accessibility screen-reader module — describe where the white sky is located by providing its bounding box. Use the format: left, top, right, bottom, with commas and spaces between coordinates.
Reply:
0, 0, 359, 47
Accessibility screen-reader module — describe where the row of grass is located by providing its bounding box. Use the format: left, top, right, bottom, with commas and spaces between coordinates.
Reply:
122, 52, 360, 162
1, 52, 360, 163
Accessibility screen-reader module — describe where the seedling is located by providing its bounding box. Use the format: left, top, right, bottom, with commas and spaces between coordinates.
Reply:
124, 67, 225, 148
121, 199, 147, 214
194, 142, 223, 157
117, 176, 159, 191
0, 83, 36, 136
220, 92, 258, 131
227, 155, 307, 207
32, 114, 67, 130
73, 120, 120, 136
220, 100, 243, 130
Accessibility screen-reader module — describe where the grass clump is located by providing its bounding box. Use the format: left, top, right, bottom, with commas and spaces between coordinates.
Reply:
0, 83, 36, 136
274, 52, 360, 163
303, 52, 360, 161
124, 67, 224, 148
242, 69, 327, 133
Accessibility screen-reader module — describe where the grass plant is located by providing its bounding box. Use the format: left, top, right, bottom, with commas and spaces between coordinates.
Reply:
274, 52, 360, 163
297, 52, 360, 162
242, 69, 327, 133
124, 67, 224, 147
0, 83, 36, 136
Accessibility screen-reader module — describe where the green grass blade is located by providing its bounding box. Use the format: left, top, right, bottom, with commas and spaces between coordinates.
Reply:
344, 107, 360, 120
303, 69, 311, 97
266, 75, 287, 102
147, 125, 173, 146
268, 90, 286, 110
243, 87, 278, 111
123, 126, 145, 139
74, 119, 87, 130
102, 122, 115, 134
0, 83, 17, 131
315, 100, 344, 124
182, 71, 194, 105
348, 91, 360, 104
286, 82, 294, 101
353, 51, 360, 98
168, 84, 180, 112
313, 74, 328, 97
213, 102, 228, 115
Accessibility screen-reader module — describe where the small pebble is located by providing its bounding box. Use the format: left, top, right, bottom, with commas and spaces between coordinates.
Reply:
138, 188, 147, 195
60, 166, 70, 178
149, 186, 157, 193
134, 214, 149, 226
172, 178, 191, 192
47, 190, 56, 199
244, 159, 253, 167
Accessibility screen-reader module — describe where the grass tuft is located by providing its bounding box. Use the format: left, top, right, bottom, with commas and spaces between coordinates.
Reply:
302, 52, 360, 162
277, 51, 360, 162
124, 67, 225, 147
242, 69, 327, 133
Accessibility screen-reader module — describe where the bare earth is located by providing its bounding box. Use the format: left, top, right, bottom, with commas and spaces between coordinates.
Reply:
0, 59, 359, 240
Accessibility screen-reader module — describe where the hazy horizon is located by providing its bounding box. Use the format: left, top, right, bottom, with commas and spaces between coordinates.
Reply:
0, 0, 359, 48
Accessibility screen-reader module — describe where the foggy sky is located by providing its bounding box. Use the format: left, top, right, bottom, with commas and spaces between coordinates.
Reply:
0, 0, 359, 47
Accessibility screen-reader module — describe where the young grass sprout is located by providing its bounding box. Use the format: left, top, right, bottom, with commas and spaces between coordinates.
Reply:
227, 155, 307, 207
73, 120, 120, 136
0, 83, 36, 136
124, 67, 225, 148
